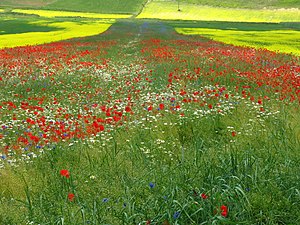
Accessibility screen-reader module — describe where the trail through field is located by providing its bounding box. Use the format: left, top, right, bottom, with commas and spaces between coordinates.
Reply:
97, 20, 179, 56
103, 20, 175, 39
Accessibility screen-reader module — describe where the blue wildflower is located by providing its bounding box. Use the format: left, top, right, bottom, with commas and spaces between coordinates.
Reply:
149, 182, 155, 188
173, 211, 180, 220
102, 198, 109, 203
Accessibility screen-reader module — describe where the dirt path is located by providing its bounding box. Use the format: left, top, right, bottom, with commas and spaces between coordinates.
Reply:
102, 19, 178, 40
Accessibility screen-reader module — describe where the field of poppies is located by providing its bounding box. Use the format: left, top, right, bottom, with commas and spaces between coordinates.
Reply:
0, 18, 300, 224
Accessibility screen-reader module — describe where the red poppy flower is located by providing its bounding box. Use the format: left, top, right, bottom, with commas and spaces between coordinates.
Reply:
113, 115, 121, 122
159, 103, 164, 110
201, 193, 208, 199
99, 125, 105, 131
220, 205, 228, 217
60, 169, 70, 178
125, 106, 131, 112
68, 193, 75, 201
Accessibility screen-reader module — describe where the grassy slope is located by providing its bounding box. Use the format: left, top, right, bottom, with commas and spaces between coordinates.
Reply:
0, 0, 299, 14
0, 0, 53, 7
44, 0, 147, 14
0, 0, 148, 13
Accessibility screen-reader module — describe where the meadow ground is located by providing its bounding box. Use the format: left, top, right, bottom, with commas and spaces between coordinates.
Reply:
0, 0, 300, 224
0, 19, 299, 224
1, 0, 299, 11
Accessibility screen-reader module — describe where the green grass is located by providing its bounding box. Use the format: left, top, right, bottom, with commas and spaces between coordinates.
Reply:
44, 0, 147, 14
0, 17, 63, 35
0, 0, 50, 7
1, 0, 299, 12
137, 1, 300, 22
0, 0, 148, 14
172, 21, 300, 55
1, 108, 299, 224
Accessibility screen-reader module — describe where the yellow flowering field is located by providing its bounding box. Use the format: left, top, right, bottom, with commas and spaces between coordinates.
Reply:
176, 28, 300, 55
12, 9, 131, 19
137, 1, 300, 22
0, 19, 113, 48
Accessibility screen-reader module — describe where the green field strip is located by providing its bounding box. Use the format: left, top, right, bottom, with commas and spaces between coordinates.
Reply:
0, 0, 147, 14
0, 18, 64, 35
44, 0, 146, 14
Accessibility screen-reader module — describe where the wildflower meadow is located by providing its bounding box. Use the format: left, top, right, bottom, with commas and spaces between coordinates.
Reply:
0, 1, 299, 224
